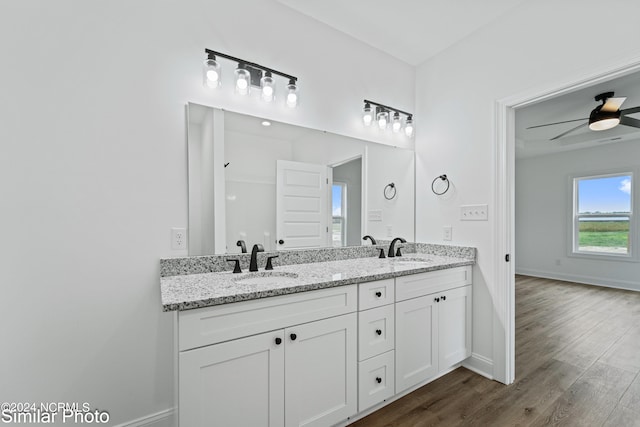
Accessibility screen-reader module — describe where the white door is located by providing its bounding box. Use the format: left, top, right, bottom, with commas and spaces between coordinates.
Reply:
276, 160, 328, 250
284, 313, 357, 427
395, 295, 438, 393
439, 285, 472, 369
179, 330, 285, 427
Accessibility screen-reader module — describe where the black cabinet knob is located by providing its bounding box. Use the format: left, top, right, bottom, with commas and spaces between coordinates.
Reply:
376, 329, 382, 336
278, 239, 285, 245
434, 297, 440, 302
376, 377, 382, 384
375, 291, 382, 298
442, 295, 446, 301
275, 337, 282, 345
290, 333, 297, 341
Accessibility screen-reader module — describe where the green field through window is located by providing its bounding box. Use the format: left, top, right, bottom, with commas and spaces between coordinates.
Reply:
578, 220, 629, 253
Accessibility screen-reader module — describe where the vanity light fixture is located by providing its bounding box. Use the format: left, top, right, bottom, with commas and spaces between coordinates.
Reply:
377, 109, 389, 130
362, 102, 373, 126
203, 49, 299, 108
392, 112, 402, 133
363, 100, 414, 137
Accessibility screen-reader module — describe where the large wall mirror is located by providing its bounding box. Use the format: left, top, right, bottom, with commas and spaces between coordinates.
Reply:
187, 103, 415, 255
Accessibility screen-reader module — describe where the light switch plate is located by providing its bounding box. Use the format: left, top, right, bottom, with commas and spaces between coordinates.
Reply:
368, 210, 383, 221
460, 204, 488, 221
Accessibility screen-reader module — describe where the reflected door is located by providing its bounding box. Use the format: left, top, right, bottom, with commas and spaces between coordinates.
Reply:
276, 160, 329, 250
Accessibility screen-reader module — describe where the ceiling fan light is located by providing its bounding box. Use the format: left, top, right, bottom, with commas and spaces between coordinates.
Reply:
589, 118, 620, 131
589, 108, 621, 131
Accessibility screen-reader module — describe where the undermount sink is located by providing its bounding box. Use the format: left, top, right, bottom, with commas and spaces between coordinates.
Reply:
233, 271, 299, 286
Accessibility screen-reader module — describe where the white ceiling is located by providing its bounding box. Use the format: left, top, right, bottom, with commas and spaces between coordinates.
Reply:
515, 71, 640, 159
276, 0, 527, 66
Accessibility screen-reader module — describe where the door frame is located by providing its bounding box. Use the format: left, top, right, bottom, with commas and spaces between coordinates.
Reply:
494, 52, 640, 384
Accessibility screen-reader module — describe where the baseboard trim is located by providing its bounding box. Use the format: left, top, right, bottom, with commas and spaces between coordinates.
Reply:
515, 268, 640, 292
462, 353, 494, 380
112, 408, 174, 427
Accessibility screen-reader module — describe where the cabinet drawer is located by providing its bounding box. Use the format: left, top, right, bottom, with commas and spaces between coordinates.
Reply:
359, 279, 394, 310
395, 266, 472, 302
358, 304, 395, 361
178, 285, 357, 351
358, 350, 395, 412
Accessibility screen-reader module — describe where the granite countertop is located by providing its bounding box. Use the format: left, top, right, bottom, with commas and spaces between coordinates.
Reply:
161, 253, 474, 312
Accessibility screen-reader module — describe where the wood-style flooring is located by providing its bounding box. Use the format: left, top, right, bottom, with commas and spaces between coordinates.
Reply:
351, 275, 640, 426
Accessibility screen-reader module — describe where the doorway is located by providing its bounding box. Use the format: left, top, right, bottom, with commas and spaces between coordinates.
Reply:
495, 56, 640, 385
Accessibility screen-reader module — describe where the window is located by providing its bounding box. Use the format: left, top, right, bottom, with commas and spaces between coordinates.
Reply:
572, 173, 633, 256
332, 183, 347, 247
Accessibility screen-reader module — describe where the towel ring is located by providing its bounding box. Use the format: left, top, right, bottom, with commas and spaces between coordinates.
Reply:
431, 174, 450, 195
384, 183, 397, 200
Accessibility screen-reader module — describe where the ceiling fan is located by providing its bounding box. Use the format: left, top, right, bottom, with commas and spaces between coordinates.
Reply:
527, 92, 640, 140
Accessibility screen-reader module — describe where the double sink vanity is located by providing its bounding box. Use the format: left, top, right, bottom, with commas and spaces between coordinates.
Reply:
160, 243, 476, 427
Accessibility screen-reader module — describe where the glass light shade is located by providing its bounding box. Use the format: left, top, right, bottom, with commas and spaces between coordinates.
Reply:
286, 81, 298, 108
260, 73, 275, 103
404, 117, 414, 137
203, 58, 221, 88
234, 67, 251, 96
377, 111, 389, 130
589, 117, 620, 131
363, 104, 373, 126
392, 112, 402, 133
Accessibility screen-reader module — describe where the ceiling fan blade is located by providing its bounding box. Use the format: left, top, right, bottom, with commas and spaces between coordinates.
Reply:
620, 105, 640, 115
550, 122, 588, 141
601, 97, 626, 112
620, 115, 640, 129
527, 118, 588, 129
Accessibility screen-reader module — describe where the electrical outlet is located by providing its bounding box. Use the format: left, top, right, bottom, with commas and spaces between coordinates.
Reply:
443, 226, 452, 241
386, 225, 393, 237
171, 228, 187, 250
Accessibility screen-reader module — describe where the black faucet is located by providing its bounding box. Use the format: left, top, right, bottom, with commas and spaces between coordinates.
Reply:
388, 237, 406, 258
362, 235, 377, 245
249, 244, 264, 272
236, 240, 247, 253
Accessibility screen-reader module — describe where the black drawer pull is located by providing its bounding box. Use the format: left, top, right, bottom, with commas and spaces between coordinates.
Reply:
376, 377, 382, 384
290, 333, 297, 341
275, 337, 282, 345
375, 291, 382, 298
376, 329, 382, 336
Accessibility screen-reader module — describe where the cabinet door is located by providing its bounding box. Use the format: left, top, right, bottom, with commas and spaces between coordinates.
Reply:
439, 285, 472, 369
285, 313, 357, 427
395, 295, 438, 393
179, 330, 285, 427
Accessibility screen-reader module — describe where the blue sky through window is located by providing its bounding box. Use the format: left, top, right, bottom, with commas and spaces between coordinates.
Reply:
332, 184, 342, 216
578, 175, 631, 214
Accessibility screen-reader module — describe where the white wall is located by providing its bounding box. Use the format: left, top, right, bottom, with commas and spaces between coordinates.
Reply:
0, 0, 414, 425
515, 140, 640, 290
414, 0, 640, 377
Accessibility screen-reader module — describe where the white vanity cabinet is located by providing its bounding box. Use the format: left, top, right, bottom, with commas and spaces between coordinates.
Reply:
174, 264, 474, 426
178, 285, 358, 427
395, 266, 472, 393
